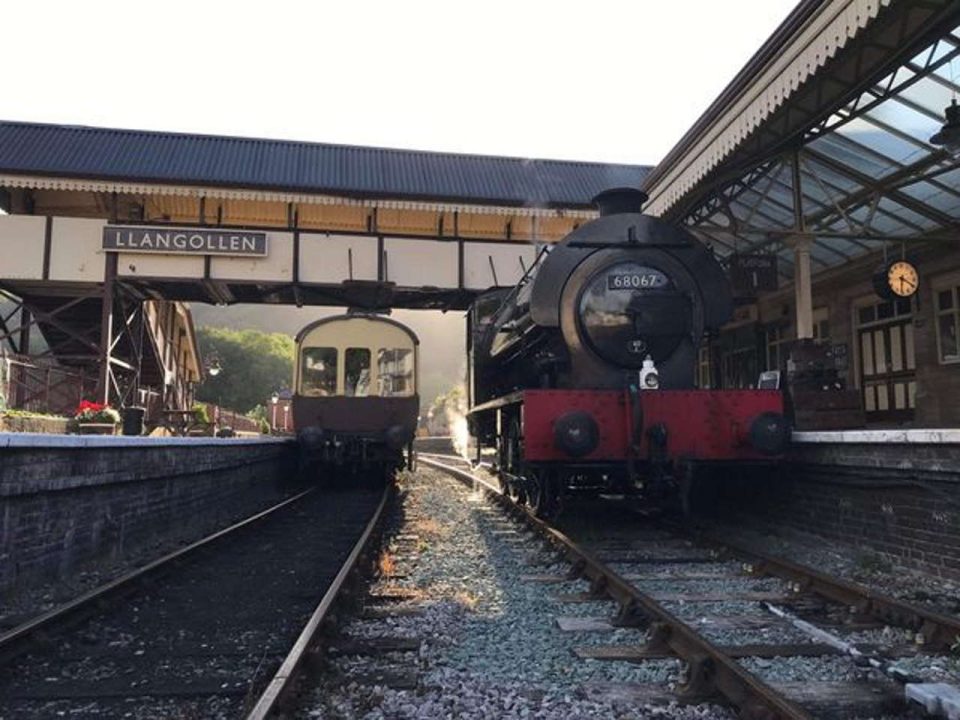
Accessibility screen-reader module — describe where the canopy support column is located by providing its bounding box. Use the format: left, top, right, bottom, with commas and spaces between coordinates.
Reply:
788, 235, 814, 339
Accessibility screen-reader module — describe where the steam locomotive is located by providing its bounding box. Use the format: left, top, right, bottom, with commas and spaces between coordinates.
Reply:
467, 188, 788, 517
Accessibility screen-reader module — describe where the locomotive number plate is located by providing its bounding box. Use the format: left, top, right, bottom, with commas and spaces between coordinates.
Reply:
607, 270, 668, 290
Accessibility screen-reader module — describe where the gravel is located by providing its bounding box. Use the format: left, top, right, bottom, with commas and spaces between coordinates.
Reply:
739, 655, 877, 683
303, 469, 735, 719
886, 654, 960, 684
704, 517, 960, 617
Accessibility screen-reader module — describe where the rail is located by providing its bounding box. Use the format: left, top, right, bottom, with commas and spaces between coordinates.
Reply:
244, 482, 393, 719
419, 456, 812, 720
708, 535, 960, 652
0, 489, 313, 664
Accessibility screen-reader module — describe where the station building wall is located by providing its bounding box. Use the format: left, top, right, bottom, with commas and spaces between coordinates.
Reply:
715, 242, 960, 427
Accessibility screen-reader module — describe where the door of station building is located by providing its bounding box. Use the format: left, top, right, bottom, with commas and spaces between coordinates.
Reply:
856, 298, 915, 423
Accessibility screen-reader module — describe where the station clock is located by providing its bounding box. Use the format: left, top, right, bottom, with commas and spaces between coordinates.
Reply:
873, 259, 919, 300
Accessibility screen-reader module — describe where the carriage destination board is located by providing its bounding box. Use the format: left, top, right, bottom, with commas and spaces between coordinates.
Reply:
102, 226, 268, 257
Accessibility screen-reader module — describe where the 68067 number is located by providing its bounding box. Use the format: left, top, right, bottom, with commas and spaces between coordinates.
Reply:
607, 271, 667, 290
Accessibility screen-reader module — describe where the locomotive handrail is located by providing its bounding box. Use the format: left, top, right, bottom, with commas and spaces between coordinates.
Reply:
488, 244, 550, 319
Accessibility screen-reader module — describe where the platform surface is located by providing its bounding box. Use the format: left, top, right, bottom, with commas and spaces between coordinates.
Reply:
792, 429, 960, 444
0, 433, 293, 449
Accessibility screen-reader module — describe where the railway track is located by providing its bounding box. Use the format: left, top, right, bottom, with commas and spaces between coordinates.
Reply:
419, 454, 960, 719
0, 484, 390, 719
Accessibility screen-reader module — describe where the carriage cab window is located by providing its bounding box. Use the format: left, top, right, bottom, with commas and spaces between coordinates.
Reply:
345, 348, 372, 397
378, 348, 415, 397
301, 347, 338, 396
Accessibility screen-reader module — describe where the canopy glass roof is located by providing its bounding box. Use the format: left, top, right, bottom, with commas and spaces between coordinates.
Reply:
686, 24, 960, 281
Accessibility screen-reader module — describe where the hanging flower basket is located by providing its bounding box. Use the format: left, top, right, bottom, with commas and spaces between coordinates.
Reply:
75, 401, 121, 435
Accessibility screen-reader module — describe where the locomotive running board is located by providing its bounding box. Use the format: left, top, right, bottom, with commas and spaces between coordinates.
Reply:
467, 390, 524, 416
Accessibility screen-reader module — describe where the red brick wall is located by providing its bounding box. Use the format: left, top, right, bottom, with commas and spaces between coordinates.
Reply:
711, 442, 960, 580
0, 441, 296, 592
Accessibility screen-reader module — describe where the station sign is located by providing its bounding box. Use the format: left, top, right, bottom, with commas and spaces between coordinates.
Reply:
103, 226, 268, 257
728, 253, 778, 294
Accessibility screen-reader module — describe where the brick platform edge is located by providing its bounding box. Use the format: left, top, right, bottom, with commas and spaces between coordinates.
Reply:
0, 437, 298, 593
708, 438, 960, 581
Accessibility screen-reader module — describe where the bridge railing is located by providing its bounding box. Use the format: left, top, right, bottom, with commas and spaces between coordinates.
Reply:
0, 350, 94, 416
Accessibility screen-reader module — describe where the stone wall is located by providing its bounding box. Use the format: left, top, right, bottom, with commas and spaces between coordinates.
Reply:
0, 414, 71, 434
708, 437, 960, 580
0, 436, 297, 593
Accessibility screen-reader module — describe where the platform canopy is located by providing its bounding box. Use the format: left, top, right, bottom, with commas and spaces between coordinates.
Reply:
643, 0, 960, 282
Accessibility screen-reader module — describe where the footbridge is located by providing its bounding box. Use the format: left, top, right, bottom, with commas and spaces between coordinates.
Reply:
0, 124, 648, 407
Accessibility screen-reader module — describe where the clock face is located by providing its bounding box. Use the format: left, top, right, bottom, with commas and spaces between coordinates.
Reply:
887, 261, 919, 298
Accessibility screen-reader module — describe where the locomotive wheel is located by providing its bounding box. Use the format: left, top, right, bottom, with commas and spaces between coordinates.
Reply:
679, 463, 695, 518
502, 418, 526, 504
678, 463, 721, 519
527, 470, 558, 520
506, 477, 526, 505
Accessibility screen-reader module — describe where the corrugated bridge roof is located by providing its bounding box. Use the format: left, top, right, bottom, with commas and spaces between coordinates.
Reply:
0, 121, 650, 209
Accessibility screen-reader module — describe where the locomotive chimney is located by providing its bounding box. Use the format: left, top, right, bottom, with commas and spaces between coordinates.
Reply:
593, 187, 648, 216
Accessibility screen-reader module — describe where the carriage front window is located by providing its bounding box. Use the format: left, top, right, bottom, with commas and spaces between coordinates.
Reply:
301, 347, 338, 396
345, 348, 371, 397
378, 348, 414, 397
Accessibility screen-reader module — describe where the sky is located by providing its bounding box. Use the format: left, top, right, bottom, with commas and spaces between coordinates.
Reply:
1, 0, 801, 403
1, 0, 799, 166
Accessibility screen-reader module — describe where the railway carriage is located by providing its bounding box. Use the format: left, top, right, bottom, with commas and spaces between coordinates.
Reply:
467, 188, 788, 517
293, 314, 419, 480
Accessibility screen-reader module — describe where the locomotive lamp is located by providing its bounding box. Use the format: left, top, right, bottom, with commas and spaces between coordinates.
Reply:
639, 356, 659, 390
930, 99, 960, 154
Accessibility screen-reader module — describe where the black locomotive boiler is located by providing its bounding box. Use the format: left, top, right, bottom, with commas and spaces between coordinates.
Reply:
467, 188, 788, 516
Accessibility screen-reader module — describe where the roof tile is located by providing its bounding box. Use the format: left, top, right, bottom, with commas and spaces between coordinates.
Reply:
0, 121, 648, 208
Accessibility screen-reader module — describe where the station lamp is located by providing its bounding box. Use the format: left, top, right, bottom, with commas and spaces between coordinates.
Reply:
207, 359, 222, 377
930, 99, 960, 154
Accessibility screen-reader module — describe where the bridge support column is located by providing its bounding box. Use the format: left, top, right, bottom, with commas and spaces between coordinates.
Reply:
96, 254, 118, 405
14, 308, 31, 407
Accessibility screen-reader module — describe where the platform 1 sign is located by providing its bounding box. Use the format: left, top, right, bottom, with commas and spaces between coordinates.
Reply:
103, 226, 268, 256
728, 254, 778, 294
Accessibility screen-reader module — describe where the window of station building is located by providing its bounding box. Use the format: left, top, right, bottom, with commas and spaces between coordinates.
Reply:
344, 348, 371, 397
377, 348, 414, 397
855, 298, 915, 421
857, 298, 912, 326
301, 347, 338, 396
813, 307, 830, 344
764, 324, 791, 372
935, 285, 960, 364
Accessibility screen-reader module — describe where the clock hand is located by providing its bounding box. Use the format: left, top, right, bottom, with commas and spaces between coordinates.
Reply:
902, 276, 916, 289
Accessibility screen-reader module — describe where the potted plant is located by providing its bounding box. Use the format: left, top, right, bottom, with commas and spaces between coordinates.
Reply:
75, 400, 122, 435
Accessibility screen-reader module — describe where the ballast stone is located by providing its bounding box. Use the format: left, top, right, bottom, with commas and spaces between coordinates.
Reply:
906, 682, 960, 719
